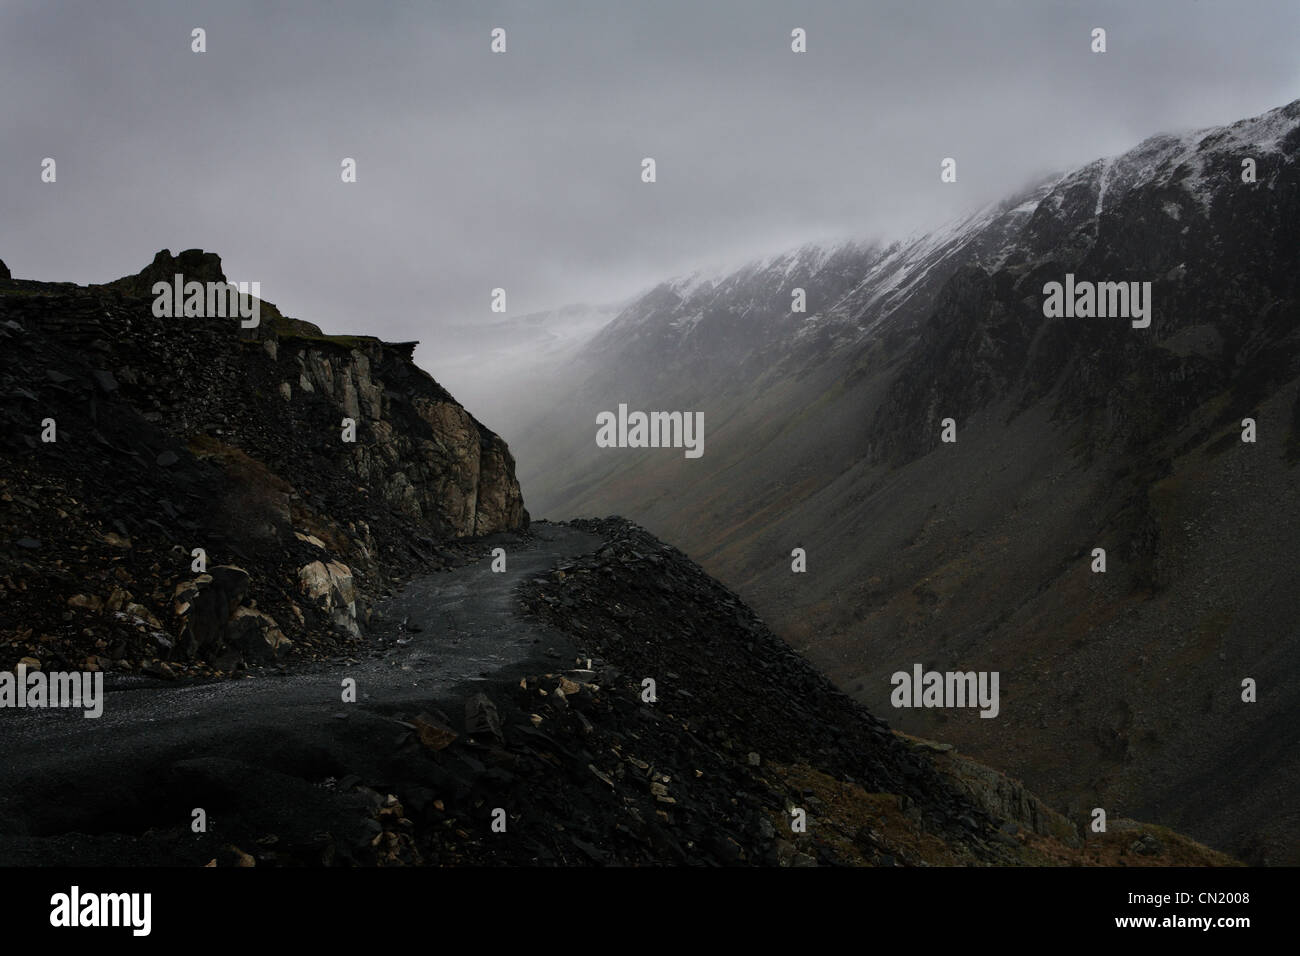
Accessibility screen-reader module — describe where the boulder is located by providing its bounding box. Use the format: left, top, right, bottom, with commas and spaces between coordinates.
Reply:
412, 712, 458, 751
465, 692, 503, 742
171, 565, 251, 659
227, 607, 292, 663
298, 559, 360, 637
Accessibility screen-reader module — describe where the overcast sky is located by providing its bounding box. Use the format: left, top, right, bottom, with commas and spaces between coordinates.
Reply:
2, 0, 1298, 401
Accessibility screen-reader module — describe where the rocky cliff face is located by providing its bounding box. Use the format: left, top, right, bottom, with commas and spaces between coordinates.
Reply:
272, 319, 527, 537
101, 249, 527, 539
0, 249, 526, 676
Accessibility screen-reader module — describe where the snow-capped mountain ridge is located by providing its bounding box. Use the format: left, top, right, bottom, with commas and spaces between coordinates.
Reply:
583, 98, 1300, 375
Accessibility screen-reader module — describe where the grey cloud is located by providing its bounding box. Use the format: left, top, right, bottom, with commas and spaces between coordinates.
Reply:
2, 0, 1297, 404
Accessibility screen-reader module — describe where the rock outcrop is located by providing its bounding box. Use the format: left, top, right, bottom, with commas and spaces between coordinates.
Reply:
283, 334, 527, 537
0, 250, 526, 676
297, 558, 360, 638
170, 565, 292, 666
102, 247, 227, 298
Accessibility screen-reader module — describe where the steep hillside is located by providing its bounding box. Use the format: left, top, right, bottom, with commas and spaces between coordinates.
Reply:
512, 178, 1062, 532
0, 249, 526, 678
515, 98, 1300, 863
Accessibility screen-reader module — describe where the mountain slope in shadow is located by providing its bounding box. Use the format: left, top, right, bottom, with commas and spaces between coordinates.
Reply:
513, 98, 1300, 864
